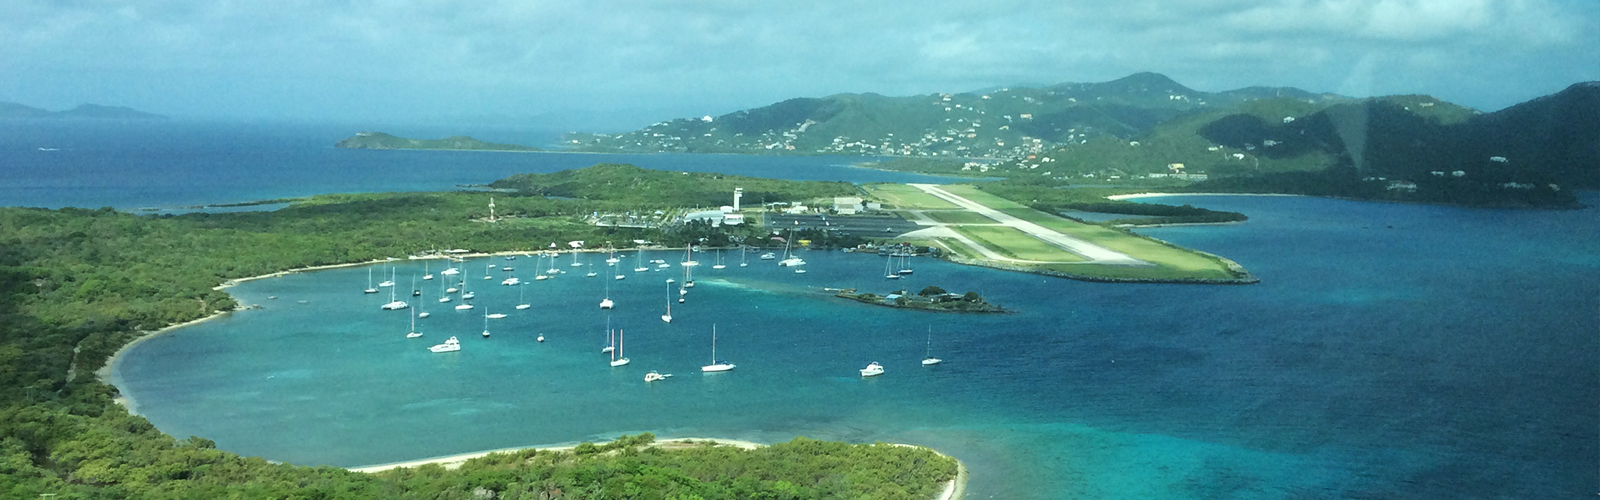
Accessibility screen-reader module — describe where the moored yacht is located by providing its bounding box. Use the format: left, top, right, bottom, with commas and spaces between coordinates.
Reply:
860, 362, 885, 377
428, 336, 461, 353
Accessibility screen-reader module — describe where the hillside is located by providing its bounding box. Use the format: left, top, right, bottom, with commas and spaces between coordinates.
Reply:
335, 131, 541, 152
488, 163, 857, 207
0, 102, 167, 119
563, 72, 1346, 159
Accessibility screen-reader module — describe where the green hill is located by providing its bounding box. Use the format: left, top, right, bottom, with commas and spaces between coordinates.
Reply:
335, 132, 541, 152
489, 163, 857, 206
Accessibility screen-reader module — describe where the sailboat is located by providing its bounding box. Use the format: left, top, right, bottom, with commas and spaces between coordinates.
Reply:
378, 266, 395, 288
483, 260, 494, 280
599, 273, 614, 309
405, 307, 422, 338
454, 278, 474, 310
545, 252, 560, 275
440, 257, 461, 276
381, 279, 409, 310
683, 260, 695, 288
609, 329, 630, 366
922, 326, 942, 366
661, 281, 673, 323
634, 251, 648, 273
422, 261, 434, 281
417, 285, 431, 318
898, 254, 914, 275
884, 257, 901, 280
605, 246, 620, 266
601, 316, 615, 353
571, 250, 583, 267
712, 249, 726, 270
364, 267, 379, 294
701, 325, 735, 372
739, 246, 749, 267
586, 262, 598, 278
515, 283, 530, 310
438, 275, 452, 303
481, 309, 491, 338
778, 230, 805, 267
681, 245, 699, 267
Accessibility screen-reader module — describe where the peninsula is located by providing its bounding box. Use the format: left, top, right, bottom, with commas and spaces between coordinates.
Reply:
335, 131, 542, 152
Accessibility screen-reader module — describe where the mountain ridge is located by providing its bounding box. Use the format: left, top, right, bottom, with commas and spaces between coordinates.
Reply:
0, 102, 167, 120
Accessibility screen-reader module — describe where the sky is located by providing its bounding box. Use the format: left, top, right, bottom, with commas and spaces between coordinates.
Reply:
3, 0, 1597, 130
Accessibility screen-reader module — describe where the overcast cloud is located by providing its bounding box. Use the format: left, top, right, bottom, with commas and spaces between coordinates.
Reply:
2, 0, 1595, 129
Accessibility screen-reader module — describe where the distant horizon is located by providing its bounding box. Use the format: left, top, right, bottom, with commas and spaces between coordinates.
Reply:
6, 72, 1596, 133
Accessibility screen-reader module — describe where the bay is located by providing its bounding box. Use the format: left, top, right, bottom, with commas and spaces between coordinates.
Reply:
113, 193, 1600, 499
0, 120, 968, 211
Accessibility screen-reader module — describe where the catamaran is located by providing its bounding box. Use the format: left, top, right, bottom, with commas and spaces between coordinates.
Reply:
701, 325, 736, 372
778, 231, 805, 267
378, 266, 395, 288
609, 329, 630, 366
599, 274, 614, 309
381, 280, 409, 310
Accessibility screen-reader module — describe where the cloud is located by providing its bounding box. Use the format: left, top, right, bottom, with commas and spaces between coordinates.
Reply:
0, 0, 1594, 124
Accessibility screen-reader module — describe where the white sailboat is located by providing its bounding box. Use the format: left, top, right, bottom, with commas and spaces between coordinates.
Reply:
481, 309, 491, 338
378, 266, 395, 288
515, 283, 530, 310
601, 316, 615, 353
712, 249, 726, 270
605, 246, 620, 266
778, 231, 805, 267
405, 308, 422, 338
454, 279, 474, 310
422, 261, 433, 281
634, 251, 648, 273
438, 276, 452, 303
860, 362, 885, 377
381, 280, 409, 310
922, 326, 942, 366
681, 246, 699, 267
586, 262, 598, 278
363, 267, 379, 294
898, 254, 915, 275
609, 329, 630, 367
661, 281, 673, 323
599, 274, 614, 309
884, 257, 901, 280
484, 260, 494, 280
428, 336, 460, 353
545, 252, 560, 275
418, 281, 431, 318
701, 325, 736, 372
571, 250, 583, 267
739, 246, 749, 267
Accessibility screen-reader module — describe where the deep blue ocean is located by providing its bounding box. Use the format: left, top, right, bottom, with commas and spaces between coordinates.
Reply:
9, 121, 1595, 498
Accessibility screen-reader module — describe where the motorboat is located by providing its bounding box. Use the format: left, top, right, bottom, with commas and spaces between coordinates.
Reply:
428, 336, 461, 353
860, 362, 885, 377
644, 371, 672, 382
501, 277, 521, 286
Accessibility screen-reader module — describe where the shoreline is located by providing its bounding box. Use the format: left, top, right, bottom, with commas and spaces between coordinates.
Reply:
1106, 192, 1303, 200
349, 438, 965, 500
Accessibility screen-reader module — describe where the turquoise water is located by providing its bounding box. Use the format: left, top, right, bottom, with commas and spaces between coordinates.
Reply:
0, 120, 969, 211
114, 194, 1600, 499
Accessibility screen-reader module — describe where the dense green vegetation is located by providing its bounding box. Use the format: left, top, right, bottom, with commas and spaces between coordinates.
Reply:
836, 286, 1004, 313
335, 132, 541, 151
0, 165, 956, 499
490, 163, 859, 208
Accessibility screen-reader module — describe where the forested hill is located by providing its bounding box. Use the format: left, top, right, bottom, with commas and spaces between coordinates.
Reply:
563, 72, 1345, 158
335, 131, 541, 152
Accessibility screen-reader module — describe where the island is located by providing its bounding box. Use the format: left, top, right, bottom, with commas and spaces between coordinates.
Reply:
836, 286, 1006, 313
0, 101, 167, 119
335, 131, 542, 152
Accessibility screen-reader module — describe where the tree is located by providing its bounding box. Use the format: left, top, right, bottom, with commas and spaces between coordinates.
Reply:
917, 286, 946, 297
962, 291, 981, 302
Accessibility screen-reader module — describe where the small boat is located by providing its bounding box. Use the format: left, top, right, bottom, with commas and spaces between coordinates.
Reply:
405, 308, 422, 338
601, 317, 615, 353
572, 251, 584, 267
586, 271, 598, 277
515, 284, 530, 310
740, 246, 749, 267
364, 268, 379, 294
537, 334, 545, 342
462, 292, 475, 300
440, 267, 460, 276
381, 284, 409, 310
701, 325, 736, 372
501, 277, 521, 286
897, 254, 914, 275
455, 303, 474, 310
502, 266, 514, 272
609, 329, 630, 367
418, 311, 430, 318
428, 336, 461, 353
884, 257, 901, 280
422, 262, 433, 281
644, 371, 672, 382
794, 268, 807, 274
481, 310, 491, 338
712, 249, 726, 270
534, 274, 550, 281
446, 287, 459, 293
860, 362, 885, 377
615, 274, 626, 280
378, 266, 396, 287
657, 263, 671, 269
505, 256, 516, 260
487, 313, 508, 319
661, 281, 673, 323
759, 252, 776, 260
439, 296, 452, 303
635, 251, 649, 272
